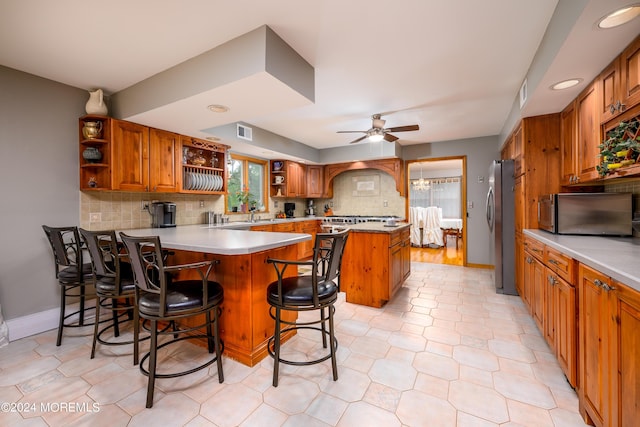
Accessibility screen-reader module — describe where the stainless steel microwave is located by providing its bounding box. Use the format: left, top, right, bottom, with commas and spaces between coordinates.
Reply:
538, 193, 632, 236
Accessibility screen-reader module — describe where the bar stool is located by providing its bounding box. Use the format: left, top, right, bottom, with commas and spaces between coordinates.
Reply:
266, 229, 349, 386
42, 225, 95, 346
79, 228, 143, 364
119, 233, 224, 408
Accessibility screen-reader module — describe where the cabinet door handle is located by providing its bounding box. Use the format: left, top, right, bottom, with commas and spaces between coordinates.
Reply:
610, 103, 617, 114
593, 278, 614, 291
526, 256, 533, 264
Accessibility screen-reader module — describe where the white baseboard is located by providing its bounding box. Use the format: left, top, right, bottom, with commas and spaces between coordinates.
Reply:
6, 300, 97, 342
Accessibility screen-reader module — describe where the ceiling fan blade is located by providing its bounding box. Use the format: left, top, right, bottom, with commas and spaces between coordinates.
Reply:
349, 135, 368, 144
337, 130, 366, 134
386, 124, 419, 133
384, 133, 399, 142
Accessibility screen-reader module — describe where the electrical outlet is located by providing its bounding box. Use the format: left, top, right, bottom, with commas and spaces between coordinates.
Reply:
89, 212, 101, 222
274, 201, 278, 208
199, 200, 205, 208
141, 201, 149, 211
383, 200, 388, 207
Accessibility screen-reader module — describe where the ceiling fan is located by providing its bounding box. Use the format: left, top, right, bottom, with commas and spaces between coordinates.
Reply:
337, 114, 419, 144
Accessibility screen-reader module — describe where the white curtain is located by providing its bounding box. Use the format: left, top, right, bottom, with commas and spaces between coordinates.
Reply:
409, 206, 444, 247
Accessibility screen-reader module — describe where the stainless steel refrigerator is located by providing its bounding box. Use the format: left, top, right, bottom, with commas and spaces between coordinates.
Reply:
486, 159, 517, 295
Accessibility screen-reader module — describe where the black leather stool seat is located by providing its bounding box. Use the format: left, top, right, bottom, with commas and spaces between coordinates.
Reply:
57, 263, 94, 283
267, 276, 338, 307
138, 280, 223, 316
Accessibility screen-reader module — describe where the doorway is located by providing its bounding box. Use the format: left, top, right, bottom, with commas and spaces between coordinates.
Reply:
406, 157, 466, 266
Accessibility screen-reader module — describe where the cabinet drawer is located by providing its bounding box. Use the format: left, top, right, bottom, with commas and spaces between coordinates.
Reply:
390, 228, 409, 247
524, 236, 545, 261
545, 246, 575, 283
273, 222, 295, 232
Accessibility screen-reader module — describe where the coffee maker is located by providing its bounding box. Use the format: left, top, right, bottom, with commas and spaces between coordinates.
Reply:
284, 202, 295, 218
151, 202, 176, 228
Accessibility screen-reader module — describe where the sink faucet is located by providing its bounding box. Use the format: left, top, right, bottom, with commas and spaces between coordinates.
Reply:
250, 210, 256, 222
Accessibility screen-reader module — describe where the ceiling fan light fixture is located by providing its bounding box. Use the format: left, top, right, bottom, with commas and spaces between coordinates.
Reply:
597, 4, 640, 29
368, 128, 385, 142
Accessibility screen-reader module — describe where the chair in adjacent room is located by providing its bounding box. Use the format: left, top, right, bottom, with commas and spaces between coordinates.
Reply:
42, 225, 96, 346
79, 228, 142, 364
266, 229, 349, 387
119, 233, 224, 408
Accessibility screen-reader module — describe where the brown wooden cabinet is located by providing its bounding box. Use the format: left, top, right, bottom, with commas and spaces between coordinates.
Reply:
79, 115, 111, 190
296, 220, 318, 259
342, 226, 411, 308
555, 272, 577, 388
180, 136, 228, 194
610, 280, 640, 427
576, 82, 601, 183
306, 165, 324, 198
270, 160, 307, 198
112, 119, 151, 192
578, 263, 612, 427
560, 101, 578, 186
80, 116, 227, 193
512, 124, 524, 177
599, 35, 640, 123
112, 123, 180, 193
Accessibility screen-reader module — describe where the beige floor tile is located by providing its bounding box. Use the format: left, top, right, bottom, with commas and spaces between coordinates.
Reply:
0, 262, 590, 426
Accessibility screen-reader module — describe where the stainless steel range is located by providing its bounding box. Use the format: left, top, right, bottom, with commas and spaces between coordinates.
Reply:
321, 215, 401, 224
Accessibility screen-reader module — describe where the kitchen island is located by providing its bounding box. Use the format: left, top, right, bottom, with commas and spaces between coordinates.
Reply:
340, 223, 411, 308
121, 225, 311, 366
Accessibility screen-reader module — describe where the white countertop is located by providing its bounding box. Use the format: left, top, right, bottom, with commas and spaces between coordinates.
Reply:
338, 222, 411, 233
119, 225, 311, 255
524, 229, 640, 292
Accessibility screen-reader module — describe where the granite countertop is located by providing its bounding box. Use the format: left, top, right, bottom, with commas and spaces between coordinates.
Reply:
524, 229, 640, 293
119, 225, 310, 255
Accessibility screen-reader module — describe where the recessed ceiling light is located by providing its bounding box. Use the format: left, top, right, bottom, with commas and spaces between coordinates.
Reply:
550, 78, 582, 90
207, 104, 229, 113
597, 4, 640, 29
206, 136, 220, 141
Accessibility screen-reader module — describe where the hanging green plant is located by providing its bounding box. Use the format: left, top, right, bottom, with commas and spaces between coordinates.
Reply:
597, 118, 640, 176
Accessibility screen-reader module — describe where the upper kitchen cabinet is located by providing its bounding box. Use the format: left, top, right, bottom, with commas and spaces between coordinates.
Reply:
270, 160, 307, 198
560, 101, 578, 186
575, 82, 601, 183
306, 165, 324, 198
599, 35, 640, 123
79, 115, 111, 190
180, 137, 228, 194
111, 120, 180, 192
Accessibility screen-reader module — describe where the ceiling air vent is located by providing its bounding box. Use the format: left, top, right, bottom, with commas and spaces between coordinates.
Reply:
237, 124, 253, 141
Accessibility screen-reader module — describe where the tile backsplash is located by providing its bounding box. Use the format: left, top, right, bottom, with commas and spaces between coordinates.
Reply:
79, 192, 310, 230
605, 179, 640, 236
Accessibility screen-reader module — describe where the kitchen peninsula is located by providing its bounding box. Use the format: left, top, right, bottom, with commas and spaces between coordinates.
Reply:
121, 225, 311, 366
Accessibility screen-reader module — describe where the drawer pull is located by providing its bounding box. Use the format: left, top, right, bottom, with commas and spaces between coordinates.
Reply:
548, 259, 559, 266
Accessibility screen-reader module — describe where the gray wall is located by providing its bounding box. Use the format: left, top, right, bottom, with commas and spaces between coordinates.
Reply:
402, 136, 499, 266
0, 65, 86, 320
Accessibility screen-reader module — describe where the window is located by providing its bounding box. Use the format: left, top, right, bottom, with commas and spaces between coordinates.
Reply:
226, 154, 268, 213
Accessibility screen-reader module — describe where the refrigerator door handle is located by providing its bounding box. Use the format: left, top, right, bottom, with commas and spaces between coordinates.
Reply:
486, 187, 494, 232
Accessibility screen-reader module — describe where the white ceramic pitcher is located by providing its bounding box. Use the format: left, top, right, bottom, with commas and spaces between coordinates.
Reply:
85, 89, 108, 115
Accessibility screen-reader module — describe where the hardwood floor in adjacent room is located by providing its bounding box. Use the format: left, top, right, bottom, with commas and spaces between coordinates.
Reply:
411, 242, 463, 266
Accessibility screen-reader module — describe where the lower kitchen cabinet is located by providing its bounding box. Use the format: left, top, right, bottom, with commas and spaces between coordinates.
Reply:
341, 226, 411, 308
578, 263, 612, 427
554, 274, 577, 388
296, 220, 318, 259
611, 280, 640, 427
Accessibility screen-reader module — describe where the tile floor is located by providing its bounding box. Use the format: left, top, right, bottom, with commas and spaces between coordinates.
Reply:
0, 262, 588, 427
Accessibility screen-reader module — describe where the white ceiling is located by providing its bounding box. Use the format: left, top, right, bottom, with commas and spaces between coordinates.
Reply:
1, 0, 639, 157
